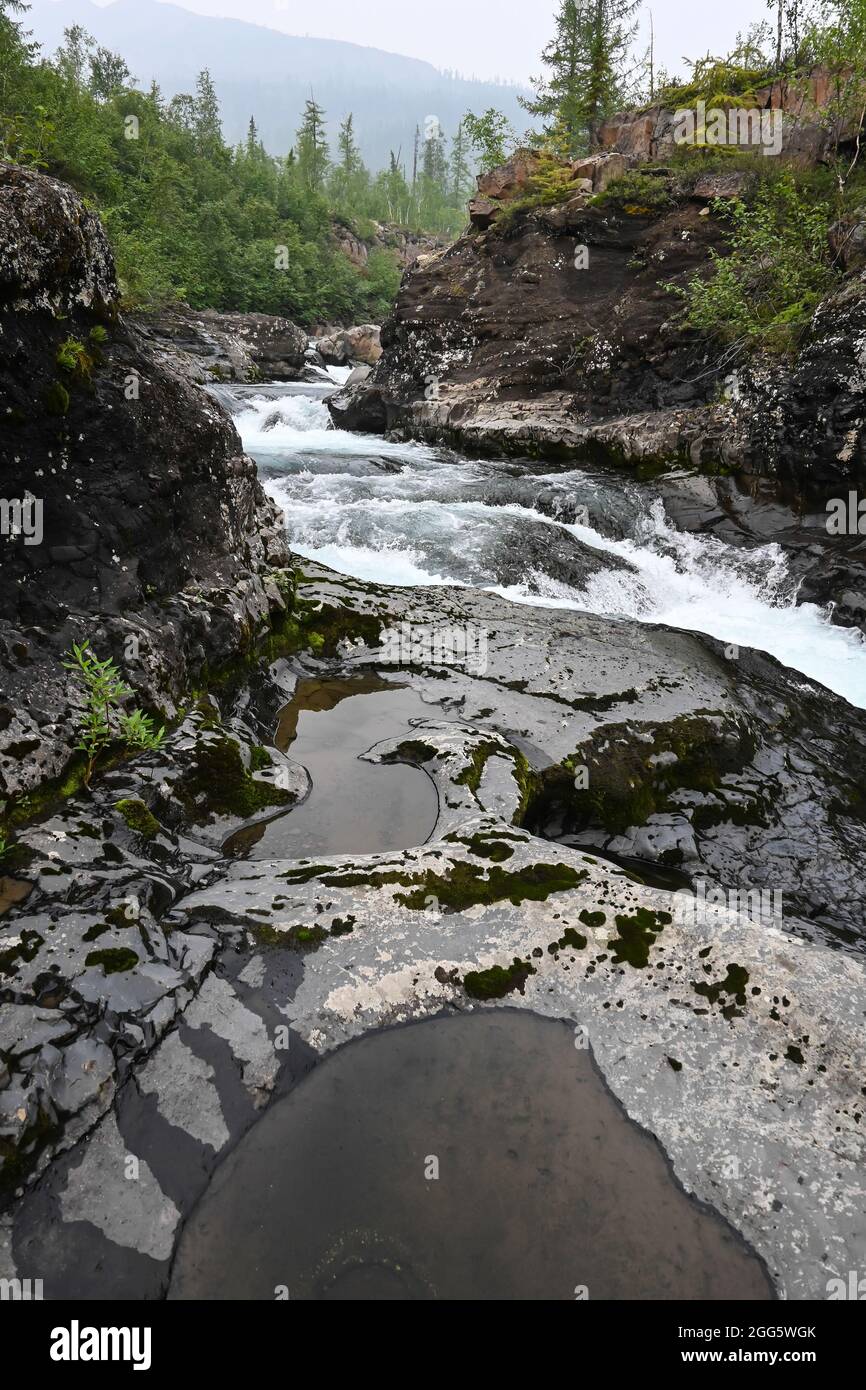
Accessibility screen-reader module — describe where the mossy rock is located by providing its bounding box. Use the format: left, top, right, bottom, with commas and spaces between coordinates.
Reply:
85, 947, 140, 975
463, 957, 537, 1000
175, 737, 295, 823
114, 797, 161, 838
394, 861, 588, 912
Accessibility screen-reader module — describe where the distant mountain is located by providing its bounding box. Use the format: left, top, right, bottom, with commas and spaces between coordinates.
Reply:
24, 0, 530, 171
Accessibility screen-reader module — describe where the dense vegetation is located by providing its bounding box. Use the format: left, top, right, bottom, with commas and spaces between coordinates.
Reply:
496, 1, 866, 353
0, 1, 477, 322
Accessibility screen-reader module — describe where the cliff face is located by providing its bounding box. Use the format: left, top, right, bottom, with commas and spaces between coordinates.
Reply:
599, 67, 862, 167
330, 154, 866, 498
0, 164, 288, 800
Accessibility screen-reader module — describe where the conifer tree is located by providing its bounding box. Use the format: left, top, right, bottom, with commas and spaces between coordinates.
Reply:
296, 96, 329, 192
520, 0, 640, 156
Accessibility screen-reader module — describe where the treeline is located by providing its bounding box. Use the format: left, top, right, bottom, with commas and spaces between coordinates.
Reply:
0, 1, 477, 322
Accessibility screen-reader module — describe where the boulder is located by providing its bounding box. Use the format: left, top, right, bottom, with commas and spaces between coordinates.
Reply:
136, 306, 308, 383
569, 152, 628, 193
477, 149, 544, 201
316, 323, 382, 366
0, 164, 288, 799
469, 197, 500, 229
830, 217, 866, 272
690, 172, 748, 201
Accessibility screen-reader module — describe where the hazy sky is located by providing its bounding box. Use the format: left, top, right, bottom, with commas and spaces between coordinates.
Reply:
82, 0, 772, 85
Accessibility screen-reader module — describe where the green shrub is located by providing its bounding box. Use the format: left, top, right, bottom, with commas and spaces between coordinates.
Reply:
672, 173, 837, 352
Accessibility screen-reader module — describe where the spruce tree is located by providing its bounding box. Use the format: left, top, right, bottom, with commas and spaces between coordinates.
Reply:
193, 69, 222, 152
296, 96, 329, 193
521, 0, 640, 156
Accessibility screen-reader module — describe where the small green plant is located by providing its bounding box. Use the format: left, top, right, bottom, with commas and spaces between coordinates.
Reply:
0, 833, 9, 866
56, 336, 100, 382
592, 171, 675, 215
62, 643, 165, 787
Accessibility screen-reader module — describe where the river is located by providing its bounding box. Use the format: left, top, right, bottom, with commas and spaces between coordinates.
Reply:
212, 377, 866, 711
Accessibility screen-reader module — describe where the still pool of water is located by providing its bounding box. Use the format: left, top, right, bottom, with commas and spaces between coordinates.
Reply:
223, 676, 439, 860
169, 1011, 774, 1301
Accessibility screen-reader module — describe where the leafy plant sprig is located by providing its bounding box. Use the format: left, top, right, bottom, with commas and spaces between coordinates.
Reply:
62, 642, 165, 787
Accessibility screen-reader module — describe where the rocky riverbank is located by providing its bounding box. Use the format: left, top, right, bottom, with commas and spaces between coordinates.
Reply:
2, 563, 865, 1299
3, 161, 866, 1303
0, 164, 291, 804
329, 149, 866, 498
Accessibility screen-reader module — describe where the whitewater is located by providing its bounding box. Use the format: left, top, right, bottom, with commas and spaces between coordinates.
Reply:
223, 384, 866, 711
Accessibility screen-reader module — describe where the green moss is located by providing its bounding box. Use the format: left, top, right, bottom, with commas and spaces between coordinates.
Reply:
176, 736, 295, 823
114, 797, 161, 838
85, 947, 140, 975
579, 909, 606, 929
249, 746, 272, 773
395, 861, 588, 912
548, 926, 588, 954
0, 1107, 61, 1204
278, 863, 335, 885
330, 915, 356, 936
463, 957, 537, 1000
442, 831, 518, 862
607, 907, 671, 968
382, 739, 439, 765
591, 172, 675, 214
44, 380, 70, 415
104, 904, 139, 928
693, 963, 750, 1015
524, 713, 756, 838
454, 741, 505, 793
0, 929, 43, 977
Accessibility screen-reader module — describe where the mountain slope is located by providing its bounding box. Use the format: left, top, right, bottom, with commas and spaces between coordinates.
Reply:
25, 0, 530, 169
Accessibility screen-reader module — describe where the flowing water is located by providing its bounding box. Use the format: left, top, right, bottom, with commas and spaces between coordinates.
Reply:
218, 381, 866, 711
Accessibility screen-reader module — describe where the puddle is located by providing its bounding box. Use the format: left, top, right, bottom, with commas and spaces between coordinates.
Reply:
223, 677, 439, 859
169, 1010, 774, 1301
0, 877, 33, 917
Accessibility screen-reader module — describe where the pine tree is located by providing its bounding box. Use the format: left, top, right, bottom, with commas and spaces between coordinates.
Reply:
520, 0, 640, 156
296, 96, 329, 192
422, 122, 448, 188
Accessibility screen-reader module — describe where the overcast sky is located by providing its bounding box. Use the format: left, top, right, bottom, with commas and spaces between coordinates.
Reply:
82, 0, 772, 85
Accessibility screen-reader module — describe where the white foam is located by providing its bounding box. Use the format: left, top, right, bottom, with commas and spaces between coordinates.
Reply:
240, 391, 866, 710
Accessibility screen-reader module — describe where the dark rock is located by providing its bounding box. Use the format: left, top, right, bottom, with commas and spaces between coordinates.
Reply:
135, 305, 308, 384
0, 165, 288, 799
469, 197, 499, 229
